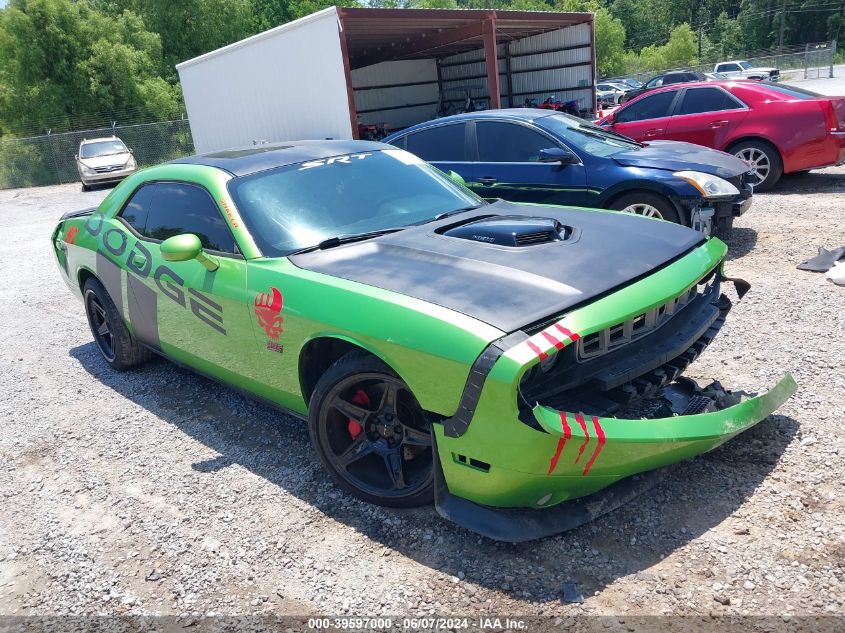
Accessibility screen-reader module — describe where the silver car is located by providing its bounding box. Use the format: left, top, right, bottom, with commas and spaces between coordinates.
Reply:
76, 136, 137, 191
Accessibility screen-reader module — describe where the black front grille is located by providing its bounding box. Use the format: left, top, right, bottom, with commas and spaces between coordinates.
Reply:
518, 271, 727, 422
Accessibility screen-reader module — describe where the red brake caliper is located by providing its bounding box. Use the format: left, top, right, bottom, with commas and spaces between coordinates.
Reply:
348, 389, 370, 440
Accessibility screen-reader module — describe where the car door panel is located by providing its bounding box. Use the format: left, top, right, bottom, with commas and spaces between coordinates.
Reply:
664, 87, 750, 148
114, 181, 262, 385
610, 90, 679, 142
461, 120, 589, 205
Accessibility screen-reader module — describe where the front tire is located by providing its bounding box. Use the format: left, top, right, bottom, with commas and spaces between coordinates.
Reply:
308, 352, 434, 508
83, 278, 151, 370
609, 191, 681, 225
730, 139, 783, 192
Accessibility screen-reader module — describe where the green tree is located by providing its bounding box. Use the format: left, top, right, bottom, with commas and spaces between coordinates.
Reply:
594, 8, 626, 76
0, 0, 180, 134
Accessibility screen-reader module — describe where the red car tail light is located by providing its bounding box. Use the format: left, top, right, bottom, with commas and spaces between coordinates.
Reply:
821, 100, 844, 132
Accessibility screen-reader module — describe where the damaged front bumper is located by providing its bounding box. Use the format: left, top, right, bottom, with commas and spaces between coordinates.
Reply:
432, 238, 796, 541
434, 374, 796, 543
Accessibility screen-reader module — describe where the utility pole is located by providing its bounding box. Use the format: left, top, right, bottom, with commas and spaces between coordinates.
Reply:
698, 27, 702, 59
778, 0, 787, 55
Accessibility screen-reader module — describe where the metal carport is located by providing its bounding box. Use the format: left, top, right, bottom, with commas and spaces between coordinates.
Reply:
177, 7, 595, 152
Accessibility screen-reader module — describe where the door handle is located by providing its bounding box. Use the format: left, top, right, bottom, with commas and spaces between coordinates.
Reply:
644, 128, 663, 137
709, 120, 729, 128
478, 177, 497, 186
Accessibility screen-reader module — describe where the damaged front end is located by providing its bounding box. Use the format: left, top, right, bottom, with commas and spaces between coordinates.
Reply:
432, 239, 796, 542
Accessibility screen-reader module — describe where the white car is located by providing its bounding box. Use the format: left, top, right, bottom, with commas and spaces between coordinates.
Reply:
76, 136, 137, 191
596, 82, 629, 104
713, 61, 779, 82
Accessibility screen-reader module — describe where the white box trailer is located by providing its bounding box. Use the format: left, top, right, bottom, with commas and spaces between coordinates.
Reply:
177, 7, 595, 153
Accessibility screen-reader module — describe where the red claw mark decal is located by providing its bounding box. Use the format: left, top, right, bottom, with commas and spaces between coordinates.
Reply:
582, 416, 606, 476
573, 413, 590, 465
541, 330, 564, 350
553, 323, 580, 342
65, 226, 79, 245
526, 339, 548, 361
254, 287, 284, 339
547, 411, 572, 475
546, 410, 607, 477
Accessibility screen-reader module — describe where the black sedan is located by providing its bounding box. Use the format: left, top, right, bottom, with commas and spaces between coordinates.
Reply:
621, 70, 709, 103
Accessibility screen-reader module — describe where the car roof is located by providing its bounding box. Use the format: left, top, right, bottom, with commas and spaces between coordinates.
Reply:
390, 108, 557, 136
171, 140, 393, 177
80, 136, 121, 144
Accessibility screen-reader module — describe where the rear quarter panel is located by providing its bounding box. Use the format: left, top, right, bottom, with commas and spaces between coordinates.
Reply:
726, 91, 831, 173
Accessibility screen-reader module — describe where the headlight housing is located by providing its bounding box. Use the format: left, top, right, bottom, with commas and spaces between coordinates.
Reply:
673, 170, 739, 199
126, 156, 137, 170
79, 164, 96, 176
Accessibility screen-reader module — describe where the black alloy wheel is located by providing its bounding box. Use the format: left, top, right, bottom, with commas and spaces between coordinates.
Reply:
309, 354, 434, 507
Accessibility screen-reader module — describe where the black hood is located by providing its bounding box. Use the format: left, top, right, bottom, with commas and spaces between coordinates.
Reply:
289, 200, 705, 333
613, 140, 748, 178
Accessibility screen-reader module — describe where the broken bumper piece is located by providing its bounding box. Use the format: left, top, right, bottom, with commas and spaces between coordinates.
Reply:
433, 374, 796, 543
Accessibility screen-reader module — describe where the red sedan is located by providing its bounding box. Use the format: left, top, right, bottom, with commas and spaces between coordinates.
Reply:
597, 81, 845, 190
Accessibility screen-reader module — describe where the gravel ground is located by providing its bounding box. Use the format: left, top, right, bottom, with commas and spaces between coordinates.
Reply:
0, 168, 843, 621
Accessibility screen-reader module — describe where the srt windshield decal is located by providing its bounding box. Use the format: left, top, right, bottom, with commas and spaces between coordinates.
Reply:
299, 153, 371, 170
254, 287, 284, 339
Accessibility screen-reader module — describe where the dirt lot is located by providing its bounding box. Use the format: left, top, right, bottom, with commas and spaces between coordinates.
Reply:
1, 168, 843, 621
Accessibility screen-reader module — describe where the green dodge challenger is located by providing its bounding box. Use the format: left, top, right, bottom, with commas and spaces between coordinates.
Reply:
52, 141, 796, 541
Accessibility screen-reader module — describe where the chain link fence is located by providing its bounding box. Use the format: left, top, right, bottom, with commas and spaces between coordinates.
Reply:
0, 119, 194, 190
606, 40, 836, 84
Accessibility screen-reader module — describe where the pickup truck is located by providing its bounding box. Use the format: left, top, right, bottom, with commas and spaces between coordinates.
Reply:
713, 60, 779, 81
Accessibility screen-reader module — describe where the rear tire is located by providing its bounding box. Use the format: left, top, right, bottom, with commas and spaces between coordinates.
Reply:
83, 278, 151, 371
308, 352, 434, 508
730, 139, 783, 192
609, 192, 682, 225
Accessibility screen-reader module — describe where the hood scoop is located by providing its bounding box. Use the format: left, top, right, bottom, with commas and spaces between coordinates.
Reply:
439, 215, 572, 247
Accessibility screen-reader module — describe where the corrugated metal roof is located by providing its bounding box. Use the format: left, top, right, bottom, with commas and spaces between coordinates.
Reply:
338, 8, 592, 70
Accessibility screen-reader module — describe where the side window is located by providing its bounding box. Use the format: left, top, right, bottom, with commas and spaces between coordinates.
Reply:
144, 182, 236, 253
405, 123, 466, 161
119, 184, 155, 234
645, 77, 664, 89
476, 121, 555, 162
663, 75, 683, 85
615, 90, 677, 123
720, 63, 741, 72
677, 87, 744, 115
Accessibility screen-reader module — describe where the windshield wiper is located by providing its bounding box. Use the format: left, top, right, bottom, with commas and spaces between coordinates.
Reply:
575, 126, 643, 147
287, 227, 404, 255
421, 204, 484, 224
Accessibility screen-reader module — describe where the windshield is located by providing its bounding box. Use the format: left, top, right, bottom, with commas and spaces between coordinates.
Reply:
537, 113, 642, 157
80, 140, 128, 158
228, 149, 482, 257
739, 61, 754, 70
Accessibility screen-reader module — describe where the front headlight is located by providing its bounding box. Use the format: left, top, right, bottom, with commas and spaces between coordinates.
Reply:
673, 170, 739, 198
80, 165, 95, 176
126, 156, 137, 170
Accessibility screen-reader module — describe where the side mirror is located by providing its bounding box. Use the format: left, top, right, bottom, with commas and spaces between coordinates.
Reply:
447, 170, 467, 186
128, 148, 133, 154
603, 114, 615, 126
160, 233, 218, 272
539, 148, 580, 165
74, 154, 79, 160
